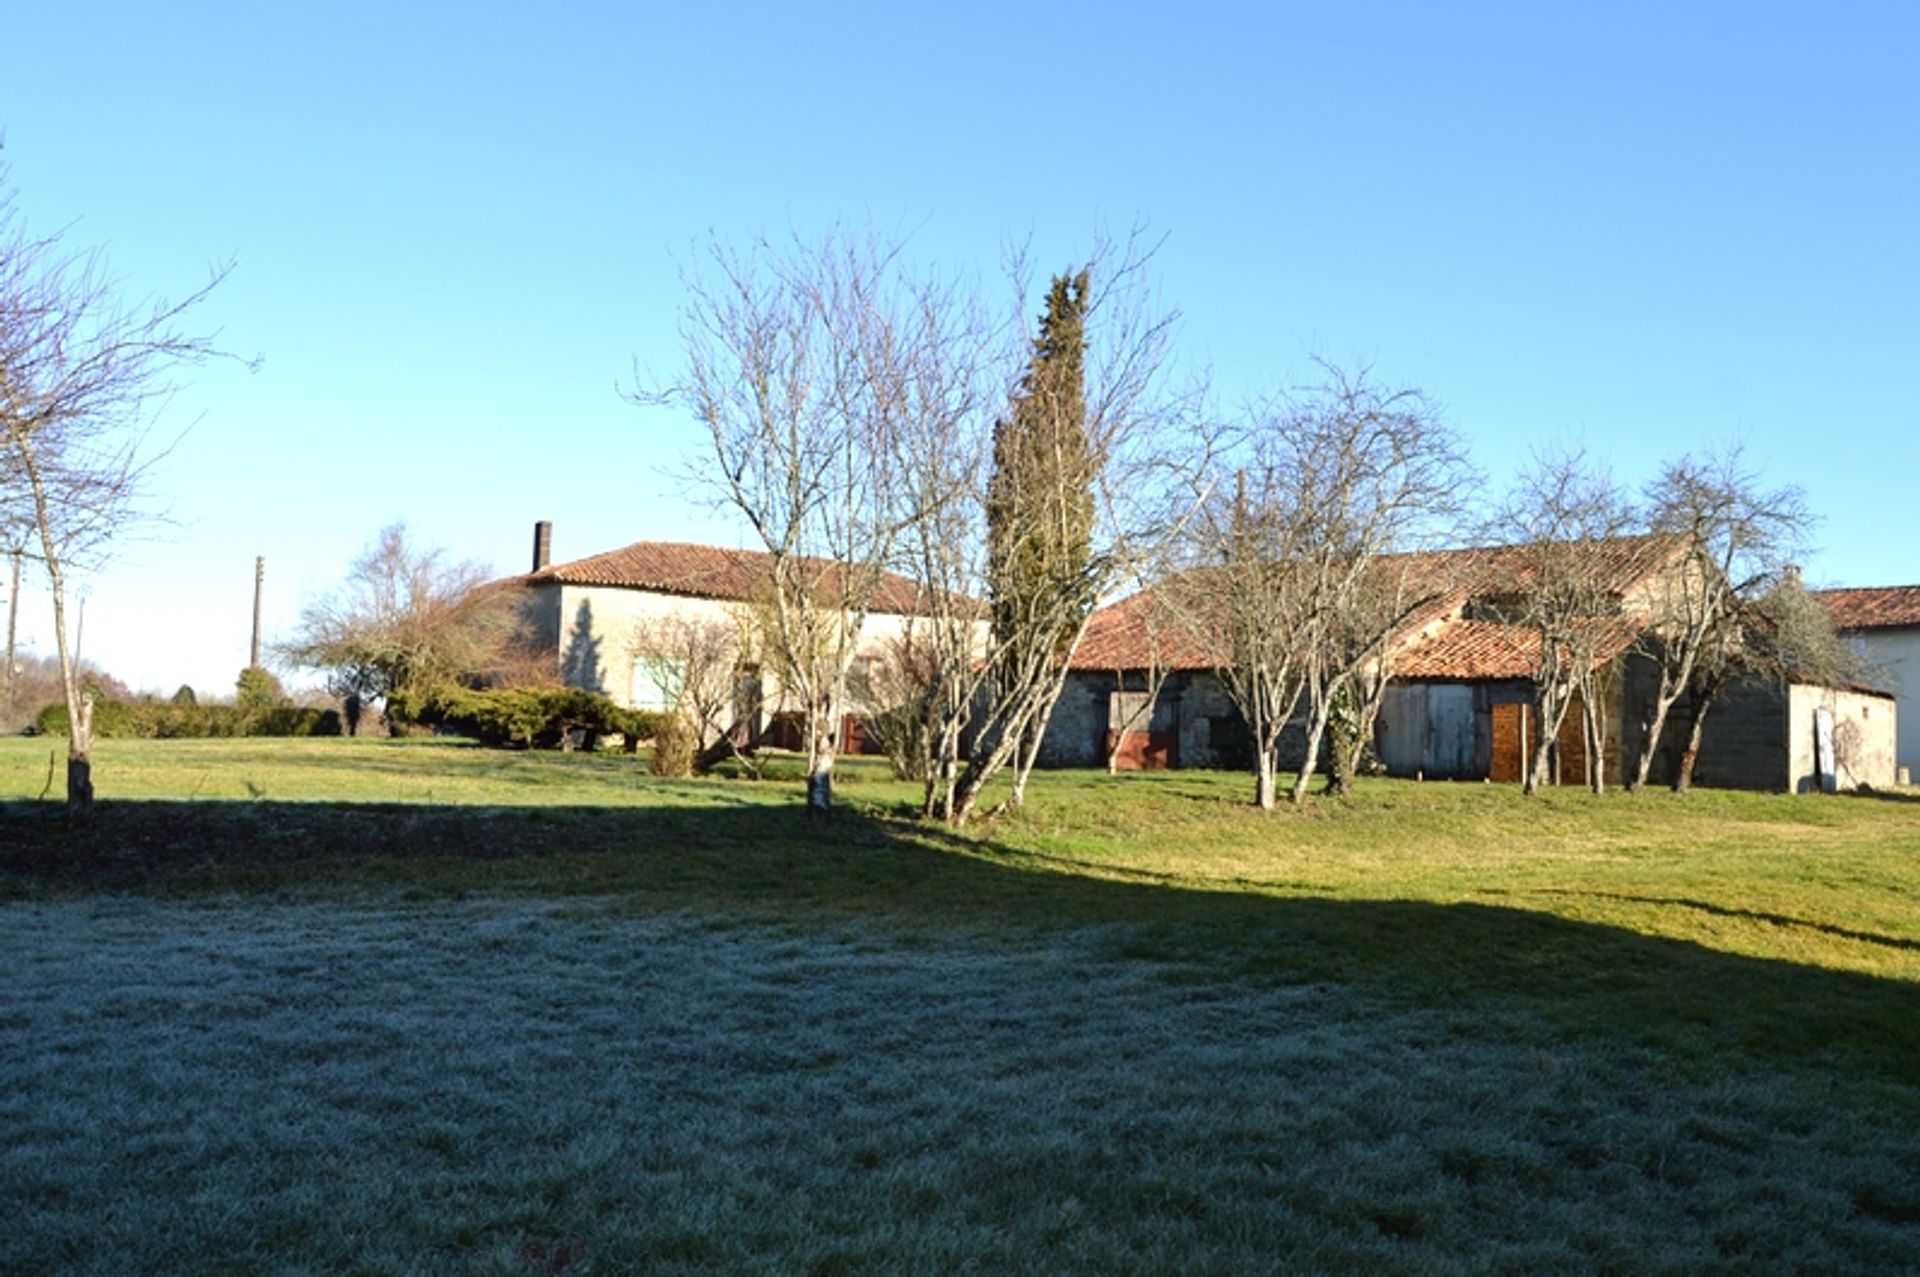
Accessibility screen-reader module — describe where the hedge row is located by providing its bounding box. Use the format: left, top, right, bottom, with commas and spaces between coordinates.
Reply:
35, 700, 341, 739
393, 686, 664, 750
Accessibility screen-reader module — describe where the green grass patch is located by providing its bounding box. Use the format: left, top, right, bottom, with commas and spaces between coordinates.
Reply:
3, 737, 1919, 1272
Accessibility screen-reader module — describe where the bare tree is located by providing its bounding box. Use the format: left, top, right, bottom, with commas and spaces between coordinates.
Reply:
642, 230, 958, 814
1175, 363, 1471, 809
848, 628, 948, 785
1628, 444, 1812, 791
1281, 368, 1473, 803
646, 229, 1192, 821
1492, 449, 1642, 795
627, 609, 760, 776
1656, 571, 1860, 795
1100, 576, 1177, 774
0, 174, 232, 813
284, 523, 510, 727
868, 265, 998, 821
1171, 467, 1313, 810
1321, 558, 1435, 796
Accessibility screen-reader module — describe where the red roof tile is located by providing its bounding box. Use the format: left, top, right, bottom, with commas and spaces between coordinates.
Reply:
1069, 535, 1685, 677
1818, 586, 1920, 631
1391, 616, 1641, 680
513, 541, 934, 616
1074, 587, 1224, 671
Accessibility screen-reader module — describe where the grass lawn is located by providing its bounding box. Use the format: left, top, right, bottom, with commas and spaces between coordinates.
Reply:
3, 737, 1919, 1273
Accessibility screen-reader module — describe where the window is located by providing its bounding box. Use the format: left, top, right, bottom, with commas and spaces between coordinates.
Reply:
630, 658, 682, 711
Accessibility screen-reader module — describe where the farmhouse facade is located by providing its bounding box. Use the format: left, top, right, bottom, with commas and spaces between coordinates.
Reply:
1820, 585, 1920, 781
503, 523, 928, 750
1047, 539, 1898, 792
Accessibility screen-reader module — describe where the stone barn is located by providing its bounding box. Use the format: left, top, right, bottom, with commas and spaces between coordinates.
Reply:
1043, 538, 1898, 791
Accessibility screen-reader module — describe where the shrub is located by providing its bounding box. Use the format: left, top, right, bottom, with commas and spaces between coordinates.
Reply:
34, 698, 340, 739
397, 685, 662, 751
650, 711, 697, 777
235, 666, 283, 712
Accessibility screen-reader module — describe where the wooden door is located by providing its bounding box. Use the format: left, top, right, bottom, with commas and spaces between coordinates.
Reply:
1108, 730, 1179, 770
1556, 697, 1588, 787
841, 714, 882, 757
1490, 701, 1529, 783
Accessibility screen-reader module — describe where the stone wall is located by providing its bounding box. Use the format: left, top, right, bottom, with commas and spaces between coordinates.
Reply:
1618, 655, 1789, 791
1040, 670, 1330, 772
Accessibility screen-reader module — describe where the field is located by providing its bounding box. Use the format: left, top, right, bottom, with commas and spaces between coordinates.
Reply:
3, 737, 1919, 1274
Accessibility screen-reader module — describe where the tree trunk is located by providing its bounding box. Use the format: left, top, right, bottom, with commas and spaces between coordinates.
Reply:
1003, 672, 1073, 814
1629, 685, 1682, 793
1524, 682, 1575, 797
930, 750, 956, 823
1671, 685, 1720, 795
1528, 698, 1559, 798
1254, 746, 1277, 810
1002, 727, 1038, 814
987, 725, 1045, 820
1585, 695, 1605, 795
1289, 700, 1333, 805
806, 752, 835, 814
1323, 742, 1354, 797
14, 427, 94, 815
67, 693, 95, 816
806, 710, 836, 815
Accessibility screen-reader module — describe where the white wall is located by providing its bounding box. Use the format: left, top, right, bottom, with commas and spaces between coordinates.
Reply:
1786, 684, 1898, 792
549, 582, 927, 718
1849, 629, 1918, 777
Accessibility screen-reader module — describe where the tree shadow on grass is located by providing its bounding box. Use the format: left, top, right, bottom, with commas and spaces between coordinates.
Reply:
1838, 785, 1920, 805
3, 797, 1918, 1090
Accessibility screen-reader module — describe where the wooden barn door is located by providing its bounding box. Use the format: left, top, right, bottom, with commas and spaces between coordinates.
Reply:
1107, 688, 1179, 770
1490, 702, 1529, 783
1490, 697, 1588, 786
1555, 695, 1588, 787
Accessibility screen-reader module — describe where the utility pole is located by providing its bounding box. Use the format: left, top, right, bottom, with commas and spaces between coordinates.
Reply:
250, 555, 264, 669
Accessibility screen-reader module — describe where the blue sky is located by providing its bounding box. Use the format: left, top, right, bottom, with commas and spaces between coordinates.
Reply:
6, 1, 1916, 694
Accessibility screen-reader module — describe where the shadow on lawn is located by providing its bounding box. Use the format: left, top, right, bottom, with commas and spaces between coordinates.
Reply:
3, 796, 1918, 1088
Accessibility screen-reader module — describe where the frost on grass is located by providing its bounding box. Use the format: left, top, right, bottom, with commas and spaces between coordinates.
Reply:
2, 897, 1917, 1275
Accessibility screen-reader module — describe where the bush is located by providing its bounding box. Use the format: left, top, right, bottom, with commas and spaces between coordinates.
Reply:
650, 711, 697, 777
34, 698, 341, 739
396, 685, 662, 751
235, 666, 283, 712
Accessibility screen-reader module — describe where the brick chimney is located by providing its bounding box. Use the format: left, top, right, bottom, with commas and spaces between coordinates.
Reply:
532, 520, 552, 572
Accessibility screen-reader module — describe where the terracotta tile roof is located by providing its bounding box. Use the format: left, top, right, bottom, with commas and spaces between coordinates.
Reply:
1069, 535, 1685, 677
1390, 618, 1535, 680
1074, 586, 1224, 671
1818, 586, 1920, 631
1391, 616, 1641, 681
513, 541, 934, 615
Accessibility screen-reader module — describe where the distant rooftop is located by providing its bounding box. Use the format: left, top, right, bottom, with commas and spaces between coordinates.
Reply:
1818, 586, 1920, 631
516, 539, 933, 616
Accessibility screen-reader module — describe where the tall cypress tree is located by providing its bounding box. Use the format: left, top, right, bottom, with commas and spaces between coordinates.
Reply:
987, 269, 1095, 655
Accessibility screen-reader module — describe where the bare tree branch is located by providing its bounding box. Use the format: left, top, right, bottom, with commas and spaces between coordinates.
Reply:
0, 170, 238, 812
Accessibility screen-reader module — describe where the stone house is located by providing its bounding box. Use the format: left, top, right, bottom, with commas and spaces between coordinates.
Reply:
1819, 585, 1920, 783
1045, 537, 1898, 791
500, 522, 932, 751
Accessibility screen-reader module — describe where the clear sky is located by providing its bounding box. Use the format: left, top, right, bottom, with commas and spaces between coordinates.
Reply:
5, 1, 1916, 695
